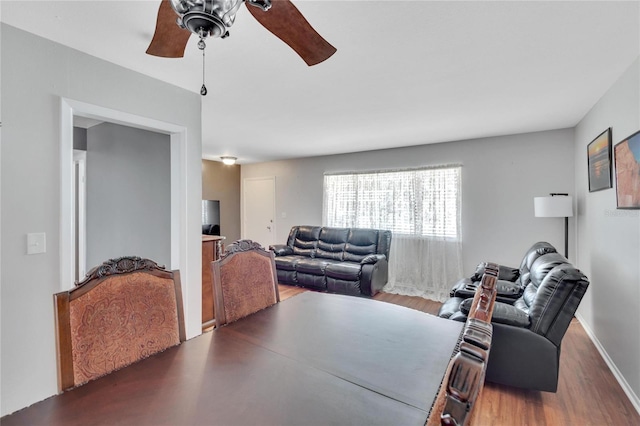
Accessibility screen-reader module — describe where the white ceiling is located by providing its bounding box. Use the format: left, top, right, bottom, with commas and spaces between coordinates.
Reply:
2, 1, 639, 164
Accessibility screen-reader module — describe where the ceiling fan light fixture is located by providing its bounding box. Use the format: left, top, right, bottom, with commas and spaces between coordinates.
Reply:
221, 156, 237, 165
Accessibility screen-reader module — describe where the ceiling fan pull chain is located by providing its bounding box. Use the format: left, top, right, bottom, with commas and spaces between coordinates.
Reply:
199, 35, 208, 96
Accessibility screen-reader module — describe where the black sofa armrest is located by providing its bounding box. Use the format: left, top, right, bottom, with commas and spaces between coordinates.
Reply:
460, 299, 530, 328
270, 244, 293, 256
360, 254, 386, 264
471, 262, 520, 282
360, 258, 389, 296
451, 278, 523, 303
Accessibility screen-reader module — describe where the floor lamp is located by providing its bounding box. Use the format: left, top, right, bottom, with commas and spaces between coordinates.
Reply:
534, 193, 574, 259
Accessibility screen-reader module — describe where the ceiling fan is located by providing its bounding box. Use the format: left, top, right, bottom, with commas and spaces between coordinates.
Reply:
146, 0, 337, 67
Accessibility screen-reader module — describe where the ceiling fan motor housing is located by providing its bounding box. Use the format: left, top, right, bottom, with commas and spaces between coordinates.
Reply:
170, 0, 247, 38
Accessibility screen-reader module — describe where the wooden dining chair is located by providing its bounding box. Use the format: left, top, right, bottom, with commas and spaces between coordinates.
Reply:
54, 256, 186, 392
212, 240, 280, 327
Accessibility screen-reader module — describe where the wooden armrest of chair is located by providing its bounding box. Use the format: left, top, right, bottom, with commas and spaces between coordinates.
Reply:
427, 263, 499, 426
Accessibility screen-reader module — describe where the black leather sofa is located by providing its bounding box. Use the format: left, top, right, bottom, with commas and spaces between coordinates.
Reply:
438, 250, 589, 392
270, 226, 391, 297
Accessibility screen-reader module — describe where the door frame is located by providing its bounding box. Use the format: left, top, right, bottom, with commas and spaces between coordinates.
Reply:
60, 98, 187, 291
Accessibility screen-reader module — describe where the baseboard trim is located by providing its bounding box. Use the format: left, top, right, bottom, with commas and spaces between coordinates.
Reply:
575, 313, 640, 415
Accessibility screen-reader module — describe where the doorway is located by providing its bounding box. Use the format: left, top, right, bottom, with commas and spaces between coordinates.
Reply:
60, 98, 187, 291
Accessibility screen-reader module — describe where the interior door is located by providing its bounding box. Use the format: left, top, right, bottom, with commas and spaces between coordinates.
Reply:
243, 177, 276, 249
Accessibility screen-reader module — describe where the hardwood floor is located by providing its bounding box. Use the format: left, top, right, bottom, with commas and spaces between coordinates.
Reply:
278, 284, 640, 426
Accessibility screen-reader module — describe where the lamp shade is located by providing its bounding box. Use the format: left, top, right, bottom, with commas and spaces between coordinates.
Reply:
534, 195, 574, 218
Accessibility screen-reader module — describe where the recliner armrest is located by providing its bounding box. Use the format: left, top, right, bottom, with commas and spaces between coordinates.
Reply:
471, 262, 520, 282
269, 245, 293, 256
451, 278, 523, 302
360, 254, 386, 264
461, 299, 530, 328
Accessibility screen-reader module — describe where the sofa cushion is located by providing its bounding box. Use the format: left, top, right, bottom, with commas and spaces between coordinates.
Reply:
295, 258, 338, 275
316, 246, 345, 260
276, 269, 296, 285
319, 227, 350, 244
529, 253, 568, 288
518, 242, 558, 287
292, 226, 322, 257
275, 255, 306, 271
325, 262, 362, 281
344, 229, 379, 262
460, 299, 530, 328
316, 228, 348, 260
296, 273, 327, 290
293, 239, 317, 257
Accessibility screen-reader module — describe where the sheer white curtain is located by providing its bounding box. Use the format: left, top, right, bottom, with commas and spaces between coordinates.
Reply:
323, 166, 462, 302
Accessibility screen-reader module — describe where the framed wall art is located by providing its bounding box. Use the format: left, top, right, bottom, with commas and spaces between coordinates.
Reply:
614, 129, 640, 209
587, 128, 612, 192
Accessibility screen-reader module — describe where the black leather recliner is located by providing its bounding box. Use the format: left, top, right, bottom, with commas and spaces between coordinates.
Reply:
449, 241, 557, 303
438, 252, 589, 392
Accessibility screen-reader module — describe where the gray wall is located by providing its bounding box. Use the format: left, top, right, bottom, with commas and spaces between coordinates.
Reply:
241, 128, 575, 275
1, 24, 202, 416
574, 57, 640, 403
202, 160, 241, 242
73, 127, 87, 150
86, 123, 171, 268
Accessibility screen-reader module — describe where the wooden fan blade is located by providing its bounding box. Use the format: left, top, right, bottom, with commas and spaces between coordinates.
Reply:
146, 0, 192, 58
246, 0, 336, 66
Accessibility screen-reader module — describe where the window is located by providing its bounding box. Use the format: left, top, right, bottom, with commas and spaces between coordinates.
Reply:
323, 165, 462, 301
323, 166, 461, 239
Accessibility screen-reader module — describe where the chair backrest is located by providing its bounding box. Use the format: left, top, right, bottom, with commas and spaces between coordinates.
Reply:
212, 240, 280, 327
518, 252, 569, 313
54, 257, 186, 391
517, 241, 557, 287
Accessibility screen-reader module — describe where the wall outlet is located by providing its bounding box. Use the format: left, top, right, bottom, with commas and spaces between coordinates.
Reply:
27, 233, 46, 254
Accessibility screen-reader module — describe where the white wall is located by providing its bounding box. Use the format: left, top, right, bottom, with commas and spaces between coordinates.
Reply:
0, 24, 202, 415
241, 128, 575, 275
574, 57, 640, 407
86, 123, 171, 268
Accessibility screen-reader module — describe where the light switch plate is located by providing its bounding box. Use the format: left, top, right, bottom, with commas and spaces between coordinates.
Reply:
27, 233, 46, 254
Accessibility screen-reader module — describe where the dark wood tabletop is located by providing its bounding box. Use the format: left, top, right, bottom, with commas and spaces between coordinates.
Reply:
2, 292, 463, 426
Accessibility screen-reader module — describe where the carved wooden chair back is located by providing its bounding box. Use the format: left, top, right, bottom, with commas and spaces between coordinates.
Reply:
212, 240, 280, 327
54, 257, 186, 392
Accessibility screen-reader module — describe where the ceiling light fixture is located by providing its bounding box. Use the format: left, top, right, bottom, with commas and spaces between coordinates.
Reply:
221, 156, 237, 165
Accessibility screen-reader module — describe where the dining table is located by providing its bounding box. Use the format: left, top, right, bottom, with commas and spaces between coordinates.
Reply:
1, 291, 463, 426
